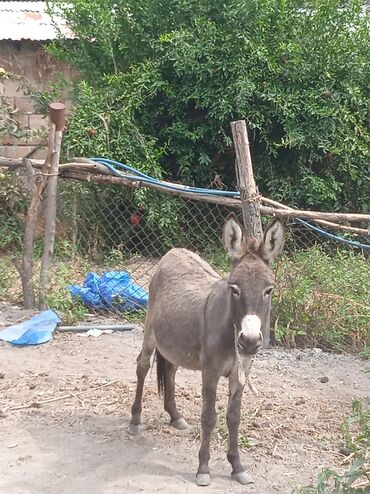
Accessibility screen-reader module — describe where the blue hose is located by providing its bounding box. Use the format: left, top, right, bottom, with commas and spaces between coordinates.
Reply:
91, 157, 240, 196
90, 157, 370, 250
295, 219, 370, 251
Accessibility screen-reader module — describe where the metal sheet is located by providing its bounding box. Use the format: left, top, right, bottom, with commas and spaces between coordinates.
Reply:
0, 1, 73, 40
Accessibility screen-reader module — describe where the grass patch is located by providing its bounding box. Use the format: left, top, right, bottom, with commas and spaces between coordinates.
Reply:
274, 247, 370, 351
295, 399, 370, 493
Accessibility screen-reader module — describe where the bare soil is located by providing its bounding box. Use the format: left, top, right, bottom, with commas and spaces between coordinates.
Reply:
0, 303, 369, 494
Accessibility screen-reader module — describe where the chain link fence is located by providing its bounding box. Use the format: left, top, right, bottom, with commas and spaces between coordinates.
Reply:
1, 167, 369, 351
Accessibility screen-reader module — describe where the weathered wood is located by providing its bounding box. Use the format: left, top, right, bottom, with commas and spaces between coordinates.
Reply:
0, 157, 44, 169
12, 159, 36, 308
13, 133, 55, 308
1, 156, 369, 226
58, 162, 113, 175
268, 208, 370, 223
48, 102, 66, 131
39, 103, 65, 310
0, 158, 125, 178
38, 127, 62, 309
230, 120, 262, 240
262, 197, 370, 235
59, 170, 242, 209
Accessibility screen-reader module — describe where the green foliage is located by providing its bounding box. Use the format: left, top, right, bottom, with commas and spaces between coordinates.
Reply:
47, 291, 88, 325
296, 399, 370, 494
0, 255, 20, 301
48, 0, 370, 211
0, 170, 28, 253
0, 74, 27, 142
274, 246, 370, 351
23, 75, 71, 115
0, 250, 89, 324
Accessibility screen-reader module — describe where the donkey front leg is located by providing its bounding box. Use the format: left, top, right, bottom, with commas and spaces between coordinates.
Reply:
196, 371, 220, 487
226, 372, 254, 485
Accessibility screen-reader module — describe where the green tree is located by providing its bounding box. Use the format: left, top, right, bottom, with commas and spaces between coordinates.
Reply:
48, 0, 370, 211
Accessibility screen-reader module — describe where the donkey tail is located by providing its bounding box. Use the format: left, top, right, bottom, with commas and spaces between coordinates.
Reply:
156, 349, 167, 396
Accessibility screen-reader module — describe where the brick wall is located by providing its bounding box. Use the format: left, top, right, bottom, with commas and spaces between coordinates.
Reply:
0, 40, 74, 160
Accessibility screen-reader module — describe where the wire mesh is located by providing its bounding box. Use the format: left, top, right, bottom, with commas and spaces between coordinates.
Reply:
0, 170, 369, 350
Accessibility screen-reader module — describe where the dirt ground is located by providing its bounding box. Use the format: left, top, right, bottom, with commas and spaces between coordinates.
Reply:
0, 303, 369, 494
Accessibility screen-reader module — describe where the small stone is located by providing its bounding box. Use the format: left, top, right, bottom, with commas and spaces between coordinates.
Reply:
339, 446, 351, 456
252, 421, 260, 428
265, 403, 273, 411
28, 382, 37, 389
0, 372, 5, 379
320, 376, 329, 383
0, 410, 7, 418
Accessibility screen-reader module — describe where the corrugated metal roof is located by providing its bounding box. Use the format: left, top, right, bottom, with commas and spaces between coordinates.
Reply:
0, 1, 73, 41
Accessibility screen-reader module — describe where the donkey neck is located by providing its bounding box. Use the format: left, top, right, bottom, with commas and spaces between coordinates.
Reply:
204, 279, 235, 343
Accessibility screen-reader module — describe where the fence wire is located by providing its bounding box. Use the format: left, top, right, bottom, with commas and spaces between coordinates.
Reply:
0, 169, 369, 351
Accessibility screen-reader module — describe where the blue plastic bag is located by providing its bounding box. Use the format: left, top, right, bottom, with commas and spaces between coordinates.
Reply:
0, 309, 61, 345
69, 271, 148, 312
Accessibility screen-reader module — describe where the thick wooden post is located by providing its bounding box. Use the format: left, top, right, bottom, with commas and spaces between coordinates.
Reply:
39, 102, 65, 310
230, 120, 262, 240
13, 126, 56, 308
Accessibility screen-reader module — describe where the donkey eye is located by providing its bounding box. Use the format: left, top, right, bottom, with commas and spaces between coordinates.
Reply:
264, 286, 274, 297
229, 284, 241, 297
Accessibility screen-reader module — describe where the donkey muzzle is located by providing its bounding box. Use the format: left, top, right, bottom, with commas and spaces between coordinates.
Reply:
237, 315, 263, 355
237, 332, 263, 354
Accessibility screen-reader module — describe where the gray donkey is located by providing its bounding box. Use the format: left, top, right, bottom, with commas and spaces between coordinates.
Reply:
129, 213, 284, 486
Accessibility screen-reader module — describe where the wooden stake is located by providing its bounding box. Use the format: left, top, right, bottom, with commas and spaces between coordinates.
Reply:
230, 120, 262, 240
39, 102, 65, 310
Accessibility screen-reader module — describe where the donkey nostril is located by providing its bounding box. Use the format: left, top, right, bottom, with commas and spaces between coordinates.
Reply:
239, 332, 263, 351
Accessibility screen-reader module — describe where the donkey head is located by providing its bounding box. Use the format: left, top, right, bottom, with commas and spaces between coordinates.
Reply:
223, 214, 284, 355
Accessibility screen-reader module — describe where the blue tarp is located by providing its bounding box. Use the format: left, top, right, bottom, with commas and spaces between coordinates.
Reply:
0, 309, 61, 345
69, 271, 148, 312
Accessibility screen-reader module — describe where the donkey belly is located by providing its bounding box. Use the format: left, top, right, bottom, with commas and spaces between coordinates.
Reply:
157, 339, 201, 371
151, 308, 202, 370
147, 289, 207, 371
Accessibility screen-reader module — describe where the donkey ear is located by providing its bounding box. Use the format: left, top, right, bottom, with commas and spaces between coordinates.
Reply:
259, 218, 285, 264
223, 213, 245, 260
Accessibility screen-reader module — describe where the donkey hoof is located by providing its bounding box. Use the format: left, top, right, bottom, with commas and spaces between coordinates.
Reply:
196, 473, 211, 486
231, 470, 254, 485
170, 417, 189, 430
128, 424, 141, 436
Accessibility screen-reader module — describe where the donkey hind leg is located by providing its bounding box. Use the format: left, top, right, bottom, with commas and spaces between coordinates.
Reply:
129, 330, 155, 436
226, 371, 254, 485
156, 351, 188, 430
196, 371, 220, 487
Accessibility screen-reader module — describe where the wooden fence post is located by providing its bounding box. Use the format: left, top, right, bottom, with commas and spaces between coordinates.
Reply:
230, 120, 262, 240
13, 126, 56, 308
39, 102, 65, 310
